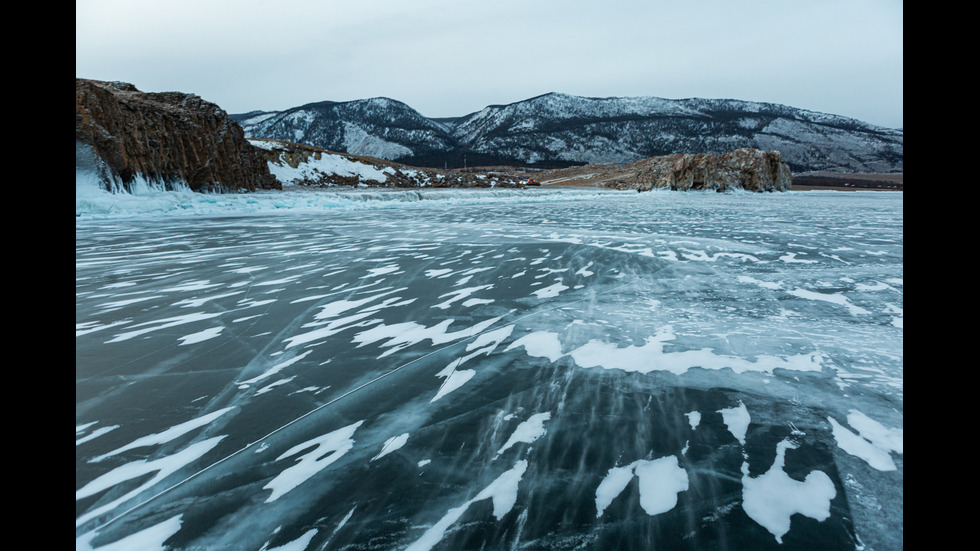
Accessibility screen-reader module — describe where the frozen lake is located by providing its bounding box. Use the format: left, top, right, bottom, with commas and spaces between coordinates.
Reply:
76, 187, 902, 550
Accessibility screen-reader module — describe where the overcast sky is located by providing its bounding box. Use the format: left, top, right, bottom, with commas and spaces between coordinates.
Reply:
76, 0, 903, 128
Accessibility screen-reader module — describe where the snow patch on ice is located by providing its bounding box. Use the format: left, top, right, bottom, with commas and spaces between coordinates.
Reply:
263, 528, 318, 551
741, 439, 836, 543
354, 315, 504, 358
76, 424, 120, 446
405, 460, 527, 551
431, 325, 514, 402
827, 412, 901, 471
178, 326, 223, 345
76, 514, 183, 551
281, 310, 380, 350
424, 268, 453, 278
372, 433, 410, 461
561, 326, 823, 376
531, 280, 569, 299
431, 368, 476, 402
238, 351, 313, 389
494, 412, 551, 459
264, 420, 363, 502
595, 455, 689, 517
312, 288, 405, 319
105, 312, 222, 343
90, 407, 234, 463
76, 436, 226, 527
719, 400, 751, 445
686, 411, 701, 429
504, 331, 564, 362
786, 287, 870, 316
432, 284, 493, 309
846, 410, 903, 454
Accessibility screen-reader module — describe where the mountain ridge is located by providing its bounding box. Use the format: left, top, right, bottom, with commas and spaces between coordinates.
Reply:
233, 92, 902, 173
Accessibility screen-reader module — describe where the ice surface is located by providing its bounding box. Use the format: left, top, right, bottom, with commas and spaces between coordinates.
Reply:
77, 187, 902, 550
263, 528, 318, 551
432, 325, 515, 402
405, 460, 528, 551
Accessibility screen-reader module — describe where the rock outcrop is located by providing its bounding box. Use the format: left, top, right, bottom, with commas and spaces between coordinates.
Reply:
76, 79, 279, 192
536, 148, 793, 192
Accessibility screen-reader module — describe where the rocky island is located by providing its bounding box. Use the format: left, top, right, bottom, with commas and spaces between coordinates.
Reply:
534, 148, 793, 192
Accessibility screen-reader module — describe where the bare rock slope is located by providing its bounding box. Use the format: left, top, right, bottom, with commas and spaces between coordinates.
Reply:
76, 79, 279, 192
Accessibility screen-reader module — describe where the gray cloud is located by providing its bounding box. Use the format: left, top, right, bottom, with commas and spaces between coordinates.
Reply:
76, 0, 902, 128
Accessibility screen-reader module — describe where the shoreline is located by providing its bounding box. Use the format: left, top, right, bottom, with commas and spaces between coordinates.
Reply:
790, 171, 902, 191
789, 184, 901, 192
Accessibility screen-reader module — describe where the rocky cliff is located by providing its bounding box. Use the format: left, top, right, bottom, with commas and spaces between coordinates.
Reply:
536, 148, 793, 192
76, 79, 279, 192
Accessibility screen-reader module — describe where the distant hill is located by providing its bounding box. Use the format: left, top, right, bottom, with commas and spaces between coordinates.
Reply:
233, 93, 903, 173
247, 138, 525, 189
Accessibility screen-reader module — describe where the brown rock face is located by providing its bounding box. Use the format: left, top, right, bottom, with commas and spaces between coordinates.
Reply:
538, 148, 793, 192
75, 79, 279, 192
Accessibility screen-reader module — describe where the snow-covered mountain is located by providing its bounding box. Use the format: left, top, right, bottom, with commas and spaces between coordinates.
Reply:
233, 93, 903, 173
232, 98, 456, 164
